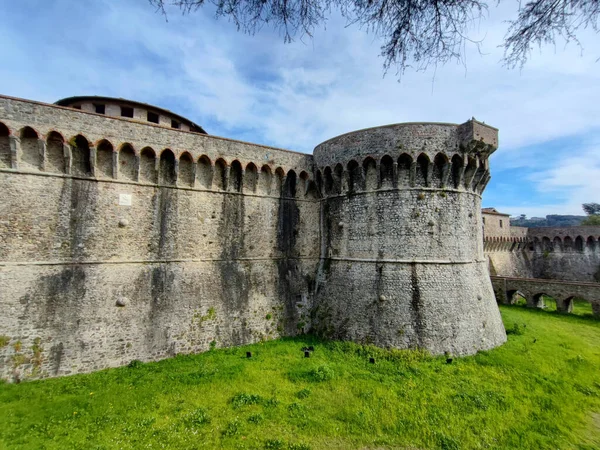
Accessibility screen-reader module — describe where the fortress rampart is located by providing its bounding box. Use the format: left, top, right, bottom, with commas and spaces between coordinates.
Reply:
310, 122, 506, 355
0, 95, 320, 381
0, 95, 506, 381
484, 221, 600, 282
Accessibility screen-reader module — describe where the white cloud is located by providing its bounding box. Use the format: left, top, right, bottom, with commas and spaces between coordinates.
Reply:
0, 0, 599, 216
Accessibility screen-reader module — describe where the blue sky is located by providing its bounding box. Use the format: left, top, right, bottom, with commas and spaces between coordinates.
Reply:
1, 0, 599, 217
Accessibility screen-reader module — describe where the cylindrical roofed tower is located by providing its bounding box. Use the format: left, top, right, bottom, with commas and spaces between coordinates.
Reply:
312, 119, 506, 355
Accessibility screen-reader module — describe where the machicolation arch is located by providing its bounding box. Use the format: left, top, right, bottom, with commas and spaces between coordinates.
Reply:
0, 120, 314, 199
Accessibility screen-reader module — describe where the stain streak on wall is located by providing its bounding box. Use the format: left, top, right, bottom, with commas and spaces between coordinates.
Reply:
0, 95, 504, 381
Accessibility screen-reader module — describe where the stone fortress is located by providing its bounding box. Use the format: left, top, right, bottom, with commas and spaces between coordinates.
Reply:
1, 94, 507, 381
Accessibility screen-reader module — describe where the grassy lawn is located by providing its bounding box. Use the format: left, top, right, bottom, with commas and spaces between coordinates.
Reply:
1, 305, 600, 450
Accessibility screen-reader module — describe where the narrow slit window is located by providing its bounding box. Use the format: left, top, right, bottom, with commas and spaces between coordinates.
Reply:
147, 112, 159, 124
499, 220, 503, 228
94, 104, 105, 114
121, 106, 134, 118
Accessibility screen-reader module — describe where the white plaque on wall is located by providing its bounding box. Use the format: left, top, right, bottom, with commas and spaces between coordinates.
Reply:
119, 194, 132, 206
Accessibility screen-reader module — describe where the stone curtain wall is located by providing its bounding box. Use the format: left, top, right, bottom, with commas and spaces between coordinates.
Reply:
484, 226, 600, 282
311, 122, 507, 356
0, 96, 320, 382
527, 227, 600, 282
484, 237, 533, 278
0, 95, 511, 380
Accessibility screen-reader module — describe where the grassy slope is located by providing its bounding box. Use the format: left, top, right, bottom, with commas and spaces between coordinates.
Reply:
1, 305, 600, 450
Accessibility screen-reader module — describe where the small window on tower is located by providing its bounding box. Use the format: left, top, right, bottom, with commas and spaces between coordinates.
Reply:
147, 111, 159, 124
121, 106, 134, 118
499, 220, 503, 228
483, 217, 486, 224
94, 104, 105, 114
73, 104, 82, 110
171, 120, 180, 129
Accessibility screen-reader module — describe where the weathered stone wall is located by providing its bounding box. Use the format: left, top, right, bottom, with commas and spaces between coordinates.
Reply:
311, 122, 507, 356
484, 226, 600, 282
0, 95, 509, 380
527, 227, 600, 282
0, 96, 319, 382
487, 251, 534, 278
510, 226, 528, 239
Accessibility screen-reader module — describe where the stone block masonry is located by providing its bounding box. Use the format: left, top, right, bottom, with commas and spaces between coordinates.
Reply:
0, 94, 505, 381
312, 122, 506, 356
484, 224, 600, 282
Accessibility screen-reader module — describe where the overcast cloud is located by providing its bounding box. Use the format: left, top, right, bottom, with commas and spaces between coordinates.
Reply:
0, 0, 598, 217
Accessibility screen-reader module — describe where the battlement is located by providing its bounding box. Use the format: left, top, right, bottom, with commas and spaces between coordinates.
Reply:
313, 121, 495, 197
0, 95, 317, 200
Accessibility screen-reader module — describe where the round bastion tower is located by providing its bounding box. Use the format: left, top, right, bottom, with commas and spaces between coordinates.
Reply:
312, 119, 507, 355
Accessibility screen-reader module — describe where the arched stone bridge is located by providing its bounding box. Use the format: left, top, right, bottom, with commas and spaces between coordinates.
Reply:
491, 276, 600, 317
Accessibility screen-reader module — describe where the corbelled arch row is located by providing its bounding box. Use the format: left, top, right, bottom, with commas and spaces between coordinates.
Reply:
530, 235, 598, 253
314, 150, 490, 197
0, 121, 317, 199
483, 236, 528, 252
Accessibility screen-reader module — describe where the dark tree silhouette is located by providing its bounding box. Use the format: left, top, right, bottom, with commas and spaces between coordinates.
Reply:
583, 203, 600, 215
582, 203, 600, 225
149, 0, 598, 73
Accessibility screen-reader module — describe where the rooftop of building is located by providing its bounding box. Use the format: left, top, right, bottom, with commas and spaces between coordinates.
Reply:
482, 208, 510, 216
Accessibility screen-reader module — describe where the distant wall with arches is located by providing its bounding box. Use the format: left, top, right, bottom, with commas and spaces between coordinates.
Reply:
526, 227, 600, 282
484, 225, 600, 282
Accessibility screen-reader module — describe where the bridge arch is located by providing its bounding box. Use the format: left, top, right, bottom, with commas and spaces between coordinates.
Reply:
531, 293, 550, 309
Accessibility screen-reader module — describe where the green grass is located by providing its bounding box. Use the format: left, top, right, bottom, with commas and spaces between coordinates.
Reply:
1, 306, 600, 449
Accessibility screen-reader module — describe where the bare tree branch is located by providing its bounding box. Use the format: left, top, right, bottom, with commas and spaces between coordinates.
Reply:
149, 0, 599, 74
503, 0, 600, 68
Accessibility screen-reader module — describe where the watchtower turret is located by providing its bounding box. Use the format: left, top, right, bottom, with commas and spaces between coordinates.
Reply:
312, 120, 506, 355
